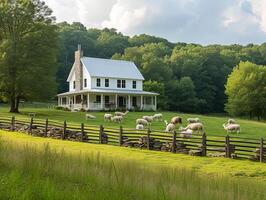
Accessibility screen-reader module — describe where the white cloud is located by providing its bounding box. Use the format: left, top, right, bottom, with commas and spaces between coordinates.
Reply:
249, 0, 266, 33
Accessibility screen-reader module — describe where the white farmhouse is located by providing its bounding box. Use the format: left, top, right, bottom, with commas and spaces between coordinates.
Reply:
57, 45, 158, 111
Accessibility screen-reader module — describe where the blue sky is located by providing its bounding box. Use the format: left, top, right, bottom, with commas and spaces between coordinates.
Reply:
44, 0, 266, 45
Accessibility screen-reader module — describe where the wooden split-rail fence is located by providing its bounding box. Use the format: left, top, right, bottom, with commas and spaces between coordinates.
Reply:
0, 116, 265, 163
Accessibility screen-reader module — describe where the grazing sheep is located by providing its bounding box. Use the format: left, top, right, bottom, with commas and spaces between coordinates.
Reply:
104, 114, 113, 122
171, 116, 182, 125
85, 114, 96, 120
136, 124, 144, 130
153, 113, 163, 121
223, 123, 240, 134
164, 120, 176, 132
228, 119, 236, 124
115, 111, 129, 117
111, 116, 123, 123
187, 117, 200, 124
142, 116, 154, 123
181, 123, 204, 133
136, 119, 149, 127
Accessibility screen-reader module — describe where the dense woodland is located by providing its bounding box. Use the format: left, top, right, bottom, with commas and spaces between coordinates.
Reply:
56, 22, 266, 115
0, 1, 265, 118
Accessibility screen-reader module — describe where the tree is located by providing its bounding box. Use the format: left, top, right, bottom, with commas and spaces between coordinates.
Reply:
225, 61, 266, 120
0, 0, 58, 113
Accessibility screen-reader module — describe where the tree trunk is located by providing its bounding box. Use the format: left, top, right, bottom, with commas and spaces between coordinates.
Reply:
9, 95, 18, 113
15, 96, 20, 113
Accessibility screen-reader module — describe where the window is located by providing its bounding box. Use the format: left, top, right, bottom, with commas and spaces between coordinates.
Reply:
96, 95, 101, 103
122, 80, 126, 88
117, 80, 121, 88
84, 79, 87, 88
132, 81, 137, 89
105, 79, 109, 87
132, 97, 137, 107
105, 96, 109, 104
73, 81, 76, 89
96, 78, 101, 87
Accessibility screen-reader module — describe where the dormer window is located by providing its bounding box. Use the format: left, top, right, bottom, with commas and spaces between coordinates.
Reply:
84, 79, 87, 88
73, 81, 76, 89
96, 78, 101, 87
132, 81, 136, 89
122, 80, 126, 88
117, 80, 121, 88
105, 79, 109, 87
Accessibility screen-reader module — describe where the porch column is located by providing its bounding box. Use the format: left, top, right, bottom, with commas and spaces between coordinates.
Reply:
115, 94, 118, 109
128, 95, 131, 110
101, 94, 104, 110
74, 95, 76, 105
140, 95, 143, 110
154, 96, 157, 111
58, 97, 60, 106
87, 93, 90, 110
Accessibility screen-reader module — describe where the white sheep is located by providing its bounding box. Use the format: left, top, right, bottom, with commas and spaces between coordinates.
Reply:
228, 119, 236, 124
136, 119, 149, 127
85, 114, 96, 120
136, 124, 144, 130
153, 113, 163, 121
115, 111, 129, 117
111, 116, 123, 123
180, 128, 193, 135
142, 116, 154, 123
104, 114, 113, 122
164, 120, 176, 132
187, 117, 200, 124
181, 123, 204, 133
223, 123, 240, 134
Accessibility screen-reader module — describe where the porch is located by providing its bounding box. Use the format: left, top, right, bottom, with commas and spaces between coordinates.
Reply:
58, 92, 157, 111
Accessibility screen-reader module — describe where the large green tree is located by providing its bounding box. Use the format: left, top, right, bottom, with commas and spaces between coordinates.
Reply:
0, 0, 58, 112
225, 61, 266, 120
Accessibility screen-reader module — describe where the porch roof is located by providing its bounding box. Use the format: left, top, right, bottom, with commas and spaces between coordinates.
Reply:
57, 89, 159, 97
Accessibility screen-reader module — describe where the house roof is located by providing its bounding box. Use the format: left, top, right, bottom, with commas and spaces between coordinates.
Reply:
81, 57, 144, 80
57, 89, 158, 96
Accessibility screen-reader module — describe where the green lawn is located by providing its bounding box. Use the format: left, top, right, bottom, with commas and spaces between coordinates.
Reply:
0, 130, 266, 200
0, 105, 266, 138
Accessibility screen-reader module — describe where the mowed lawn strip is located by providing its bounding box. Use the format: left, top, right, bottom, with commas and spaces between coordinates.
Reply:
1, 130, 266, 181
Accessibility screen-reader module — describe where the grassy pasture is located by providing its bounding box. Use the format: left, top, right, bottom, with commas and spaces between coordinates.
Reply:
0, 105, 265, 138
0, 131, 266, 200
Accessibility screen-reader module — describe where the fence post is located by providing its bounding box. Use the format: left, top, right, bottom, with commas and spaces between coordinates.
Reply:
260, 138, 264, 163
147, 128, 151, 150
172, 131, 177, 153
62, 120, 67, 140
119, 126, 123, 146
225, 135, 231, 158
81, 123, 84, 142
11, 116, 15, 131
99, 125, 104, 144
201, 132, 207, 156
44, 119, 48, 137
29, 117, 33, 134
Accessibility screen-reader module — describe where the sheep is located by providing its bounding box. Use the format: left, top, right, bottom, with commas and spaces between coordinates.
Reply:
153, 113, 163, 121
180, 128, 193, 138
164, 120, 176, 132
111, 116, 123, 123
115, 111, 129, 117
181, 123, 204, 134
85, 114, 96, 120
223, 123, 240, 134
142, 116, 154, 123
171, 116, 182, 125
136, 119, 149, 127
187, 117, 200, 124
228, 119, 236, 124
104, 114, 113, 122
136, 124, 144, 130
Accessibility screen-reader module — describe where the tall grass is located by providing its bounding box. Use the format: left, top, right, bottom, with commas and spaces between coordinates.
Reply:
0, 138, 265, 200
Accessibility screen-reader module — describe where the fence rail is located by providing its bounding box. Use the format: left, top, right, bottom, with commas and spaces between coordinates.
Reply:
0, 116, 265, 163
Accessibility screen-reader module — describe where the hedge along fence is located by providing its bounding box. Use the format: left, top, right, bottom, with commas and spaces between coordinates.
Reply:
0, 116, 265, 163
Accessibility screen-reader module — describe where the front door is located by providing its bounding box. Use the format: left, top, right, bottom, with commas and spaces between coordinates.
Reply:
118, 96, 125, 107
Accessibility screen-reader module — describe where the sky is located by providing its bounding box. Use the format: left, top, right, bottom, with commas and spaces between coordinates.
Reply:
44, 0, 266, 45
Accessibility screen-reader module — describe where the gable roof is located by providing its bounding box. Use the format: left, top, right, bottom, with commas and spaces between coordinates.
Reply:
81, 57, 144, 80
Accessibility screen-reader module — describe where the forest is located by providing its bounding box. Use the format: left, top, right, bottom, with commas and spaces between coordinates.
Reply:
56, 22, 266, 115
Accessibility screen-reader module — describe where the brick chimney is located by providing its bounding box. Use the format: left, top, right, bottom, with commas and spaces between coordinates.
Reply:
74, 44, 83, 91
